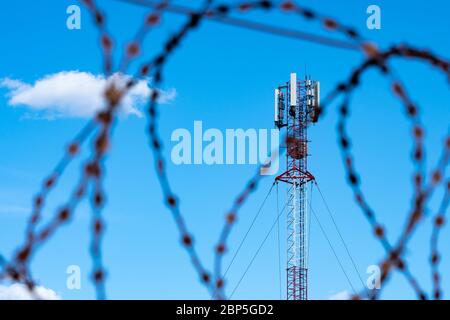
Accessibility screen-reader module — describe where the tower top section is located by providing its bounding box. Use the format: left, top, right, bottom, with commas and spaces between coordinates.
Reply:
274, 73, 320, 130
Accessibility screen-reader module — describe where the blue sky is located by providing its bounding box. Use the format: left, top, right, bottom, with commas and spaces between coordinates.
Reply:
0, 0, 449, 299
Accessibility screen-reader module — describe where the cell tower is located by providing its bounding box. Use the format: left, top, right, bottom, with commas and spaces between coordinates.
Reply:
274, 73, 320, 300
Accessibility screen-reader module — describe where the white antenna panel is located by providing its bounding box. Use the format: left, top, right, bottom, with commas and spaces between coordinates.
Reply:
314, 81, 320, 109
274, 88, 279, 122
290, 73, 297, 106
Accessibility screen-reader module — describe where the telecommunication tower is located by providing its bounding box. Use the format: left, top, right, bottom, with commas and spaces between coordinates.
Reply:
274, 73, 320, 300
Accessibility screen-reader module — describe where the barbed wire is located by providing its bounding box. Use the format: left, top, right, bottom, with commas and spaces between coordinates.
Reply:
330, 45, 449, 299
0, 0, 448, 300
429, 180, 450, 299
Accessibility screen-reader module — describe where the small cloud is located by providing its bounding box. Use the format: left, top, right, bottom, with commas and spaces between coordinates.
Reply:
0, 283, 60, 300
329, 290, 351, 300
0, 71, 176, 119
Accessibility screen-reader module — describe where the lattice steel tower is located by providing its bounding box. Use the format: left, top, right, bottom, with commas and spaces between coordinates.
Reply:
274, 73, 319, 300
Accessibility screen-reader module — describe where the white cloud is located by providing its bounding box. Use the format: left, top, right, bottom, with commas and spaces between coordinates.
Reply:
0, 71, 176, 119
0, 283, 60, 300
329, 290, 351, 300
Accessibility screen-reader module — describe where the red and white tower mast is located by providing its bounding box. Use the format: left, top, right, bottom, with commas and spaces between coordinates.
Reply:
274, 73, 319, 300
